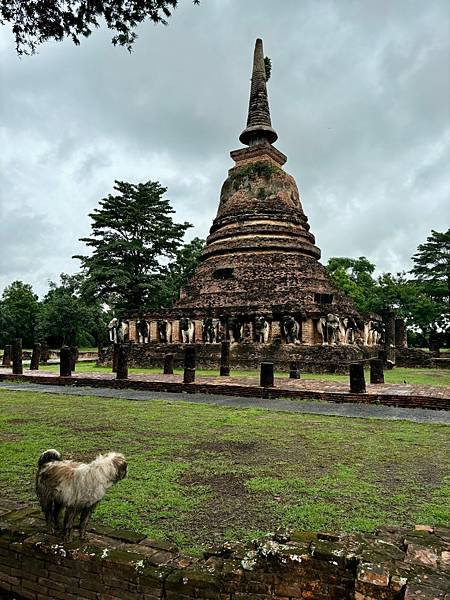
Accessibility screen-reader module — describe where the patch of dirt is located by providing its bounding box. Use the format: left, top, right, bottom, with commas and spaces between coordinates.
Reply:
179, 471, 279, 547
191, 441, 258, 455
7, 418, 33, 425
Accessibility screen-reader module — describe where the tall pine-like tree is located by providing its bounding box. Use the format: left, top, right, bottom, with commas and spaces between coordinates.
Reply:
411, 229, 450, 304
74, 180, 192, 312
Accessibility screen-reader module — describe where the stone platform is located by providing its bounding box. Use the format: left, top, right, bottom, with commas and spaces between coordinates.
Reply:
0, 369, 449, 411
0, 502, 449, 600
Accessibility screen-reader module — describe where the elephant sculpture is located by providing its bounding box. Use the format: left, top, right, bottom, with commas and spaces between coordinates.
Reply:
117, 320, 129, 343
180, 318, 195, 343
281, 315, 300, 344
317, 314, 340, 345
107, 318, 118, 343
136, 319, 150, 344
202, 318, 215, 343
254, 316, 270, 343
157, 319, 172, 343
228, 316, 243, 343
341, 317, 358, 344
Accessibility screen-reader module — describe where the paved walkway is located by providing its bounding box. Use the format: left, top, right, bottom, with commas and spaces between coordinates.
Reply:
1, 382, 449, 424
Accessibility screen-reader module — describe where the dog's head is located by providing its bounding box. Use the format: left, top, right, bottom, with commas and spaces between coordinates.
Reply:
110, 453, 128, 482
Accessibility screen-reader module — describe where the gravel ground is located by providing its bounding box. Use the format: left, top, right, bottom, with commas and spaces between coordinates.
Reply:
1, 382, 449, 425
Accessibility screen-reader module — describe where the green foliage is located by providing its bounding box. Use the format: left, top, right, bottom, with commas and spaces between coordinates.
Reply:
1, 0, 201, 55
264, 56, 272, 81
232, 161, 279, 182
74, 180, 192, 312
0, 281, 40, 347
154, 237, 205, 307
326, 256, 378, 313
36, 274, 107, 347
411, 229, 450, 304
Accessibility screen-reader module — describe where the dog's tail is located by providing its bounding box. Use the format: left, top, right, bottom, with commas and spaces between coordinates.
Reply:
38, 449, 62, 470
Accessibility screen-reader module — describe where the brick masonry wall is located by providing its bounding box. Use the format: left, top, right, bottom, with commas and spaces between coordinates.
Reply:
0, 505, 449, 600
99, 342, 378, 373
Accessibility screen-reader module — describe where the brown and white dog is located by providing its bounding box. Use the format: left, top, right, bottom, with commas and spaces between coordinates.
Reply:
36, 449, 127, 541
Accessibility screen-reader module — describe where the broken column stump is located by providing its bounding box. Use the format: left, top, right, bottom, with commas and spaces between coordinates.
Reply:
183, 345, 196, 384
40, 342, 50, 364
2, 345, 12, 367
370, 358, 384, 384
112, 343, 119, 373
60, 346, 72, 377
116, 344, 129, 380
349, 362, 366, 393
70, 346, 79, 371
260, 361, 274, 387
220, 341, 230, 376
12, 338, 23, 375
163, 353, 174, 375
289, 360, 300, 379
29, 343, 41, 371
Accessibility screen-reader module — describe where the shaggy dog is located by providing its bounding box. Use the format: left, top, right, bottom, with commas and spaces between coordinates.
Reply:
36, 449, 127, 541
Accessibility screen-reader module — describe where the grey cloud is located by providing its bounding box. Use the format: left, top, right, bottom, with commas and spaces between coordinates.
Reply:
0, 0, 449, 296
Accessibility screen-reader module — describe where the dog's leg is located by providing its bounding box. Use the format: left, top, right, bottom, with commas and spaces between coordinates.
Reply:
63, 507, 76, 542
79, 504, 96, 539
52, 501, 63, 531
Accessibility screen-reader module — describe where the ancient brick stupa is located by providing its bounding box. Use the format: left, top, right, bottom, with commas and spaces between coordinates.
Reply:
124, 39, 381, 369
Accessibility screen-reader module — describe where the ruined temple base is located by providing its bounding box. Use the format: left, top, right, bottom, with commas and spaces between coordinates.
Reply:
99, 342, 379, 373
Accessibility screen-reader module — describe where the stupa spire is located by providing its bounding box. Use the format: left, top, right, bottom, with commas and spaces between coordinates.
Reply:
239, 38, 278, 147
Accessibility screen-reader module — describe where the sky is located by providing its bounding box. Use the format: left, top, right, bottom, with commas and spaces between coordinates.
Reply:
0, 0, 449, 298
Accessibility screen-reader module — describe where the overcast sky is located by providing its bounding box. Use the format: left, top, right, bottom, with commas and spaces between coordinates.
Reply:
0, 0, 449, 298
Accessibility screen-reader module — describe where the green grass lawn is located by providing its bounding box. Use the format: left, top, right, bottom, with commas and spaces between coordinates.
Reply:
38, 361, 450, 386
0, 390, 448, 554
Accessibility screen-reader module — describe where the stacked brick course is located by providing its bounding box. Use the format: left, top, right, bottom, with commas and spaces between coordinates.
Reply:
0, 504, 449, 599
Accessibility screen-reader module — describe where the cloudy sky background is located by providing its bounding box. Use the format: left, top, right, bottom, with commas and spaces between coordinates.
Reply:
0, 0, 449, 297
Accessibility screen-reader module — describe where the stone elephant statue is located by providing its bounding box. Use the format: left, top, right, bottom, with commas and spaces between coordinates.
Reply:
180, 318, 195, 344
254, 316, 270, 343
281, 315, 300, 344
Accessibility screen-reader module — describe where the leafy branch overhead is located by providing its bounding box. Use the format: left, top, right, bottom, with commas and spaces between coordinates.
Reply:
0, 0, 200, 55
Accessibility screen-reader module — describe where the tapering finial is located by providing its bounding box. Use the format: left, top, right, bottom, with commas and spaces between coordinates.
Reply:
239, 38, 278, 146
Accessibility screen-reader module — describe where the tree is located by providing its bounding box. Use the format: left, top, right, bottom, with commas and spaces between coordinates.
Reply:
326, 256, 379, 314
1, 0, 200, 55
0, 281, 40, 347
36, 274, 107, 347
155, 236, 204, 307
74, 180, 192, 313
411, 229, 450, 304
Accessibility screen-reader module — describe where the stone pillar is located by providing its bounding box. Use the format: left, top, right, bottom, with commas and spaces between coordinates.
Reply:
370, 358, 384, 384
384, 311, 396, 365
29, 343, 41, 371
2, 345, 12, 367
60, 346, 72, 377
270, 322, 281, 344
70, 346, 78, 371
149, 321, 158, 342
163, 354, 174, 375
128, 320, 137, 343
183, 345, 196, 383
171, 320, 180, 343
220, 341, 230, 376
260, 362, 274, 387
395, 318, 407, 349
289, 361, 300, 379
194, 320, 202, 343
349, 363, 366, 393
302, 319, 315, 345
40, 342, 50, 364
12, 339, 23, 375
116, 344, 129, 380
112, 343, 119, 373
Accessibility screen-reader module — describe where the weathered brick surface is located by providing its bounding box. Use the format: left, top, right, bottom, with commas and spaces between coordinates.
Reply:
0, 505, 449, 600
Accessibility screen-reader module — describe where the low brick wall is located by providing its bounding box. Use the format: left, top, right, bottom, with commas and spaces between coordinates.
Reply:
0, 505, 449, 600
99, 342, 378, 374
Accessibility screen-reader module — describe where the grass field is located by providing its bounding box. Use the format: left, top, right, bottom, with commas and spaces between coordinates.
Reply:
0, 390, 448, 554
38, 361, 450, 386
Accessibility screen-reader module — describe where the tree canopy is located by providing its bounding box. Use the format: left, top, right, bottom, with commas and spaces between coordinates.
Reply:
0, 281, 40, 347
411, 228, 450, 304
74, 180, 192, 312
1, 0, 200, 55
